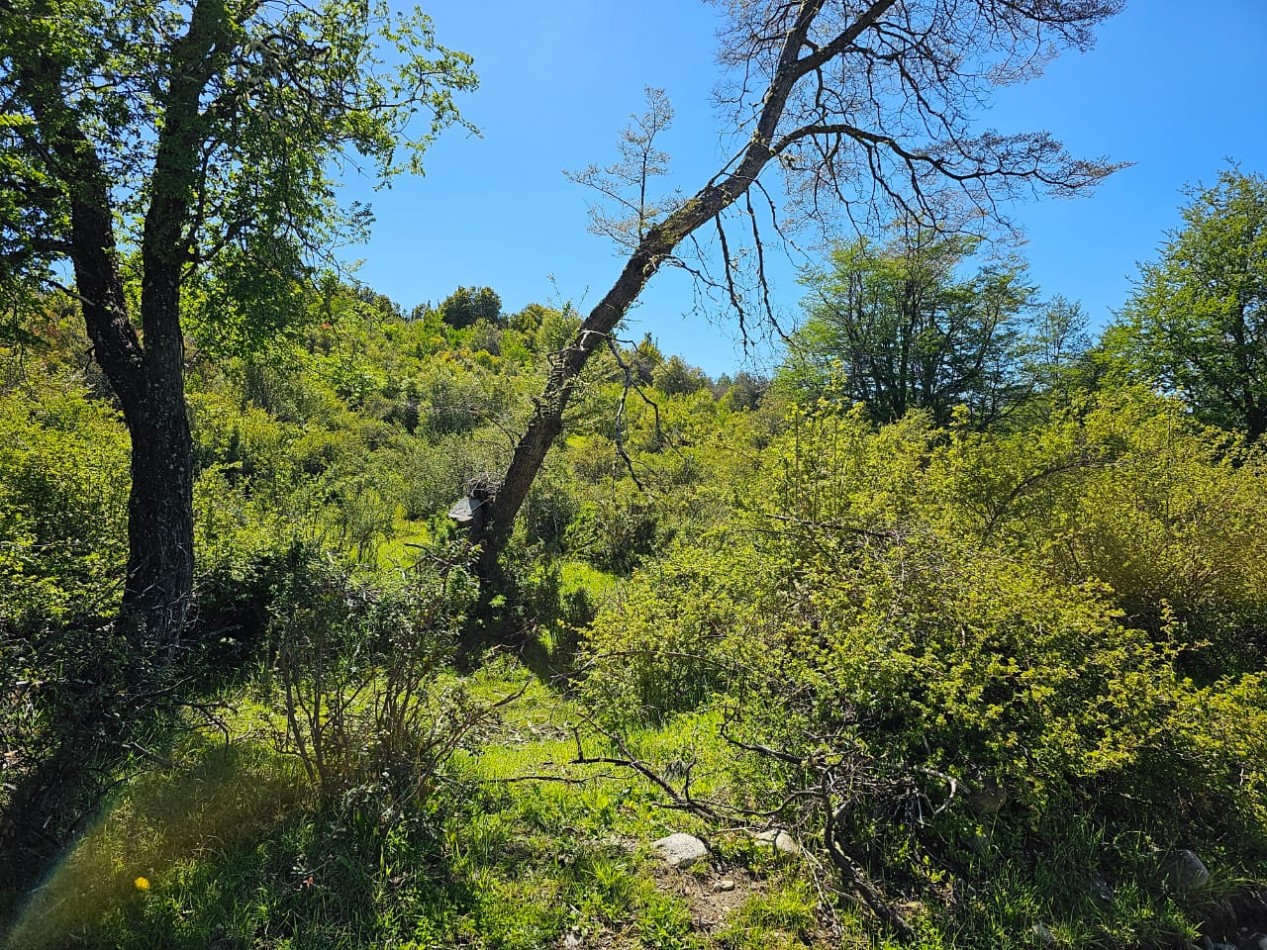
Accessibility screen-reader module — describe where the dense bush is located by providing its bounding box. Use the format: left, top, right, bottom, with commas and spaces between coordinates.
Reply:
580, 392, 1267, 940
0, 373, 129, 629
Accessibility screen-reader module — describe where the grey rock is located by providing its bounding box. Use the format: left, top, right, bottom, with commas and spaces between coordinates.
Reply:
1091, 876, 1114, 903
1162, 849, 1211, 891
713, 878, 736, 892
968, 781, 1009, 814
652, 833, 709, 869
752, 828, 801, 855
1032, 922, 1056, 947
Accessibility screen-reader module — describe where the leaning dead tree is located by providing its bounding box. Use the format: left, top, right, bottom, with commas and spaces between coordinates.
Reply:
470, 0, 1124, 582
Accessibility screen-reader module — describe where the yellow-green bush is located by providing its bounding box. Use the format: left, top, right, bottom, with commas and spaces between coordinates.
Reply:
0, 374, 129, 628
580, 391, 1267, 941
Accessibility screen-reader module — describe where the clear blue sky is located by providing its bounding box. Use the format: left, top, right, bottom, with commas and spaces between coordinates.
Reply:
340, 0, 1267, 377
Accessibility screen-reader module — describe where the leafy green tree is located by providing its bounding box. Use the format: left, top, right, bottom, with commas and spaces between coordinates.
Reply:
0, 0, 474, 900
628, 332, 663, 385
785, 229, 1037, 427
1108, 168, 1267, 441
718, 371, 768, 411
0, 0, 475, 648
653, 354, 710, 397
438, 285, 502, 329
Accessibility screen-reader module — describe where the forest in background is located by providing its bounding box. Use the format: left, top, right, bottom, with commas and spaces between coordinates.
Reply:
2, 0, 1266, 946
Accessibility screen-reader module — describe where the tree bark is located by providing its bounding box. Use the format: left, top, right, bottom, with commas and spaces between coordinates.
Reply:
30, 72, 196, 653
121, 0, 225, 648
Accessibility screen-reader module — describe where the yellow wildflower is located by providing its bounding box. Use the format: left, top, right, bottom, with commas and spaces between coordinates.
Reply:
134, 876, 150, 892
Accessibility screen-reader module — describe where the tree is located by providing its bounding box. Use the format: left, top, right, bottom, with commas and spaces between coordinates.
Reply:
1108, 168, 1267, 441
0, 0, 475, 651
0, 0, 474, 899
783, 227, 1037, 427
653, 355, 711, 396
719, 371, 769, 411
438, 285, 503, 329
469, 0, 1124, 584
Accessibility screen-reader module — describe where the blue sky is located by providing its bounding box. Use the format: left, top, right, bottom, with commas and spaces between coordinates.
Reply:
341, 0, 1267, 376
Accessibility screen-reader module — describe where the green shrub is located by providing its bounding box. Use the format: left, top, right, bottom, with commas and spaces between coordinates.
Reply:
0, 375, 129, 629
580, 391, 1267, 943
265, 541, 479, 802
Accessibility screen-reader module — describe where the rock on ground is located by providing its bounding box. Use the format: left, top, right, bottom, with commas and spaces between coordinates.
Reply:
1163, 849, 1211, 891
752, 828, 801, 855
652, 833, 709, 869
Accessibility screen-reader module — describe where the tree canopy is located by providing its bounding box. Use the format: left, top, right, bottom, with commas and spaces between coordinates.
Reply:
1107, 168, 1267, 441
785, 228, 1041, 427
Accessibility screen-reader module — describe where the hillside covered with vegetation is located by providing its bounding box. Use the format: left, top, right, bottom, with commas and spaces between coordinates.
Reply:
2, 0, 1266, 947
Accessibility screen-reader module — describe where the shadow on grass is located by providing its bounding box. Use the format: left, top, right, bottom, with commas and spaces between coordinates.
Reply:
6, 738, 305, 948
3, 727, 620, 949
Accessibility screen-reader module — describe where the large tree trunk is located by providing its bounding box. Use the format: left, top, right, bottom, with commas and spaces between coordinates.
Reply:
122, 377, 195, 653
62, 145, 195, 652
58, 115, 195, 655
21, 50, 196, 652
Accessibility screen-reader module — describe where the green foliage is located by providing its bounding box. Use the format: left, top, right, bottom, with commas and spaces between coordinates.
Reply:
1106, 167, 1267, 441
6, 173, 1267, 947
536, 305, 582, 354
438, 285, 503, 329
265, 542, 479, 801
565, 479, 664, 574
0, 371, 129, 627
581, 390, 1267, 945
10, 669, 837, 949
1, 0, 478, 335
783, 227, 1080, 428
654, 355, 711, 396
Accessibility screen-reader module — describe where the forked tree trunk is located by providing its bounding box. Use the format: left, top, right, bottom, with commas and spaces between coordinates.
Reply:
57, 140, 195, 656
25, 48, 200, 653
